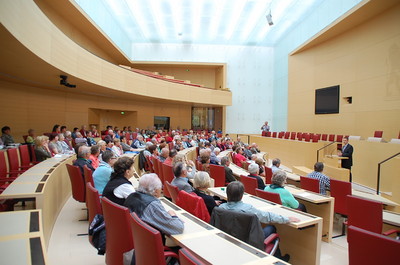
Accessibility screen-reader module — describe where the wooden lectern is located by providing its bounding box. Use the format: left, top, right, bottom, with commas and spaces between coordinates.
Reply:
323, 155, 350, 181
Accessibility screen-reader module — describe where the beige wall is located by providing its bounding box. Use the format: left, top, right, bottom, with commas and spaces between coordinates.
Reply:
0, 80, 191, 142
288, 3, 400, 140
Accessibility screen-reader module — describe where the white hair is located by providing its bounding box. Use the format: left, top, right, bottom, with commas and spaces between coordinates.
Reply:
137, 173, 162, 195
248, 163, 259, 174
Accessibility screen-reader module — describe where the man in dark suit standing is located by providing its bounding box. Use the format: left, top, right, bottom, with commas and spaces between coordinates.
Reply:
338, 136, 354, 182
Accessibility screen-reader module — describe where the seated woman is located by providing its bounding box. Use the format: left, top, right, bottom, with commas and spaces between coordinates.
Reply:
264, 171, 307, 212
34, 136, 52, 162
25, 129, 35, 144
48, 134, 62, 155
56, 133, 73, 154
111, 138, 123, 157
193, 171, 224, 215
255, 158, 266, 177
102, 156, 136, 206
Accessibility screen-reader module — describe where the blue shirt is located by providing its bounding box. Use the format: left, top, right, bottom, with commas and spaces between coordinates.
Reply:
306, 171, 330, 195
93, 161, 113, 194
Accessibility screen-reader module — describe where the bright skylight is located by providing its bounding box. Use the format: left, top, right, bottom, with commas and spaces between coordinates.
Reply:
75, 0, 323, 47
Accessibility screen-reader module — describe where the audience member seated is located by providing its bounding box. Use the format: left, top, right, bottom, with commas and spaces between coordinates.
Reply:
86, 131, 96, 146
103, 156, 136, 206
221, 156, 236, 184
193, 171, 223, 215
210, 147, 221, 165
236, 137, 245, 148
93, 150, 116, 195
158, 147, 169, 163
163, 149, 177, 166
255, 158, 266, 177
265, 171, 307, 212
34, 136, 51, 162
91, 125, 99, 137
120, 136, 135, 153
199, 153, 211, 174
243, 144, 253, 159
52, 124, 61, 134
173, 138, 184, 151
182, 136, 192, 149
89, 145, 101, 169
97, 140, 106, 158
64, 131, 73, 149
111, 138, 123, 157
26, 129, 35, 144
105, 139, 113, 151
48, 134, 62, 155
216, 139, 226, 151
73, 145, 95, 176
306, 162, 330, 195
131, 135, 146, 149
190, 135, 198, 147
71, 127, 79, 139
60, 125, 67, 135
79, 125, 87, 138
250, 143, 260, 153
74, 132, 88, 146
271, 158, 281, 173
220, 181, 299, 262
124, 173, 184, 238
233, 147, 247, 167
57, 133, 73, 154
172, 155, 196, 179
247, 163, 266, 190
171, 162, 195, 193
1, 126, 15, 145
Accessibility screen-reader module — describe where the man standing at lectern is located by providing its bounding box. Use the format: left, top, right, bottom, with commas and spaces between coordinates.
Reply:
338, 136, 353, 182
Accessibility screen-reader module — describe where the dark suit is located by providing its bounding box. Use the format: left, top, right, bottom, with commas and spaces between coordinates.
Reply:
341, 143, 353, 169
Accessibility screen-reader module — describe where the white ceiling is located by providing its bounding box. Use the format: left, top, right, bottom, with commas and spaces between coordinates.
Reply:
76, 0, 323, 47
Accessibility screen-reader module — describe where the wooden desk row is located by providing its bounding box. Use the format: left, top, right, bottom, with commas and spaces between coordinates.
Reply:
208, 188, 322, 265
159, 197, 290, 265
0, 209, 47, 265
0, 154, 74, 246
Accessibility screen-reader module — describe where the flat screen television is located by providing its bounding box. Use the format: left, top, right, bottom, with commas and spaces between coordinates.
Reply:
315, 85, 340, 114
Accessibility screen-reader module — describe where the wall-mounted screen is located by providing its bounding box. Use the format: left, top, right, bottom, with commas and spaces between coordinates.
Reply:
315, 85, 340, 114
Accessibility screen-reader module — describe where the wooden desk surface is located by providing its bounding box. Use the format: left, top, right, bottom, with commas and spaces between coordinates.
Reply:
284, 186, 332, 204
383, 210, 400, 227
159, 198, 288, 265
352, 190, 399, 207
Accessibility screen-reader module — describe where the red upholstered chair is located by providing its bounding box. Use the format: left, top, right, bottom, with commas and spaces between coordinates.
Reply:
0, 151, 17, 191
129, 212, 178, 265
297, 132, 302, 141
264, 166, 273, 184
290, 132, 296, 140
144, 156, 154, 172
303, 133, 311, 142
321, 134, 328, 141
284, 131, 290, 139
347, 225, 399, 265
255, 189, 282, 205
266, 131, 271, 137
66, 164, 86, 203
151, 156, 159, 176
312, 134, 319, 143
101, 197, 134, 265
86, 182, 102, 247
309, 133, 314, 139
6, 148, 26, 178
161, 163, 174, 199
179, 248, 205, 265
330, 179, 352, 237
176, 190, 210, 223
195, 160, 202, 171
374, 131, 383, 138
272, 132, 277, 138
242, 161, 251, 170
156, 159, 164, 184
261, 131, 267, 137
28, 144, 38, 164
83, 165, 94, 187
240, 175, 257, 196
278, 132, 284, 138
165, 181, 179, 203
300, 176, 320, 193
209, 164, 226, 187
347, 195, 399, 237
336, 135, 343, 142
328, 134, 335, 142
18, 145, 34, 169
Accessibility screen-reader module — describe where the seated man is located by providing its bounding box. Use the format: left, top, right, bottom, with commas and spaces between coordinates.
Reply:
306, 162, 330, 195
221, 156, 236, 184
74, 132, 88, 146
73, 145, 95, 176
158, 147, 169, 163
247, 163, 266, 190
271, 158, 281, 173
171, 162, 194, 193
1, 126, 15, 145
131, 135, 146, 149
220, 181, 299, 262
124, 173, 184, 237
93, 150, 116, 194
210, 147, 221, 165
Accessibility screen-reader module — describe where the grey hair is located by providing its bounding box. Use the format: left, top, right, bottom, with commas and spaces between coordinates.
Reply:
221, 156, 229, 166
97, 140, 106, 146
248, 163, 259, 174
78, 145, 91, 158
137, 173, 162, 195
214, 147, 220, 154
271, 170, 287, 186
193, 171, 211, 189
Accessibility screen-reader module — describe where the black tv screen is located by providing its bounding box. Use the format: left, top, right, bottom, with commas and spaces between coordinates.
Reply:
315, 85, 340, 114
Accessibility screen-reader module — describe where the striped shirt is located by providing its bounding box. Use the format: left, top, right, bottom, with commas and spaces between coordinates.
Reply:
306, 171, 330, 195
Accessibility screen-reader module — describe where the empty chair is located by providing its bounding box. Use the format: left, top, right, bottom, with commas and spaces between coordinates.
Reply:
18, 145, 34, 170
165, 181, 179, 203
86, 182, 102, 224
278, 132, 284, 138
151, 156, 159, 176
347, 195, 399, 236
290, 132, 296, 140
83, 165, 94, 187
336, 135, 343, 142
261, 131, 267, 137
101, 197, 134, 265
0, 151, 17, 191
255, 189, 282, 205
328, 134, 335, 142
156, 159, 164, 184
312, 134, 319, 143
66, 164, 86, 203
6, 148, 26, 178
179, 248, 205, 265
347, 225, 399, 265
240, 175, 258, 196
209, 164, 226, 187
330, 179, 352, 237
284, 131, 290, 139
272, 132, 277, 138
129, 212, 178, 265
176, 190, 210, 223
321, 134, 328, 141
161, 163, 174, 199
266, 131, 272, 137
303, 133, 311, 142
264, 166, 273, 184
374, 131, 383, 138
300, 176, 320, 193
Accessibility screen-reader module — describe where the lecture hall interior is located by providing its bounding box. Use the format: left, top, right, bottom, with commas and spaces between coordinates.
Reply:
0, 0, 399, 264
